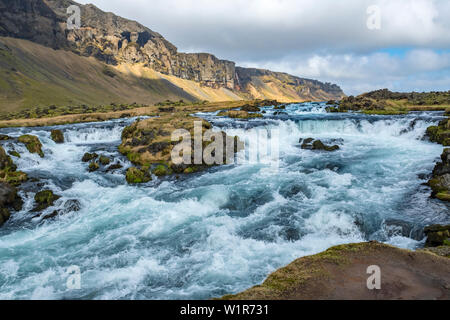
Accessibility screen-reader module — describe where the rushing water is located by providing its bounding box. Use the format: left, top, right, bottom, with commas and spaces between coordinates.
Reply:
0, 103, 449, 300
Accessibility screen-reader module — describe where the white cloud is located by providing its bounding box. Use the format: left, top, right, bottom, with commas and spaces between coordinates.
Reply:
75, 0, 450, 94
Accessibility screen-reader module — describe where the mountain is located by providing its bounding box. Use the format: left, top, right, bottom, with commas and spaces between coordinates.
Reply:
0, 0, 345, 113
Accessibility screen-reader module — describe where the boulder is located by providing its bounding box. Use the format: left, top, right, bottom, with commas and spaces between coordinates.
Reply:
99, 155, 111, 166
424, 225, 450, 247
50, 129, 64, 143
33, 190, 61, 212
18, 135, 44, 157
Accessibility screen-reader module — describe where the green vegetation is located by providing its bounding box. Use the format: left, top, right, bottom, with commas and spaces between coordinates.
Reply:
126, 167, 152, 184
0, 103, 147, 121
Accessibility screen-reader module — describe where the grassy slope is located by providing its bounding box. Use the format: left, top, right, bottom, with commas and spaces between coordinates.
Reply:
0, 37, 244, 116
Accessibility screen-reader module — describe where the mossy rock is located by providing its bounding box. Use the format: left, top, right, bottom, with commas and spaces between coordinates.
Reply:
126, 167, 152, 184
0, 135, 11, 140
105, 163, 123, 172
88, 161, 100, 172
0, 207, 11, 226
8, 150, 20, 158
217, 110, 263, 119
82, 152, 98, 162
152, 164, 171, 176
99, 155, 111, 166
0, 146, 15, 170
18, 135, 44, 157
424, 224, 450, 247
33, 190, 61, 211
50, 129, 64, 143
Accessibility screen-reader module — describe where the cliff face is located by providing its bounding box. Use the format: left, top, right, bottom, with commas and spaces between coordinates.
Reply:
0, 0, 344, 102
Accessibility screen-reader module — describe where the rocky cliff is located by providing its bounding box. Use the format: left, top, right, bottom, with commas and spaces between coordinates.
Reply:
0, 0, 344, 104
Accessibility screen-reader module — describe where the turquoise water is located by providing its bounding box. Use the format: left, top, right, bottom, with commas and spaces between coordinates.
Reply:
0, 103, 448, 299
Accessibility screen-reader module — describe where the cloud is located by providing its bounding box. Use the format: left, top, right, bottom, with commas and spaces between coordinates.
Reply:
75, 0, 450, 94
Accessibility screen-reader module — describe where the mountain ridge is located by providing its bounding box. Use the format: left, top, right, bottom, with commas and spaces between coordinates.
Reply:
0, 0, 345, 111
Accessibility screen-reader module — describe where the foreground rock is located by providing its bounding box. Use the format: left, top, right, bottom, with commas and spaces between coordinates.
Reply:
221, 242, 450, 300
119, 114, 242, 182
0, 182, 23, 226
18, 135, 44, 157
300, 138, 340, 152
50, 129, 64, 143
428, 148, 450, 201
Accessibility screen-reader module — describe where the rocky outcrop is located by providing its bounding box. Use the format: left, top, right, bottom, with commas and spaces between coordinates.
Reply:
221, 242, 450, 300
236, 67, 345, 101
125, 167, 151, 184
119, 114, 242, 181
428, 148, 450, 201
0, 146, 27, 186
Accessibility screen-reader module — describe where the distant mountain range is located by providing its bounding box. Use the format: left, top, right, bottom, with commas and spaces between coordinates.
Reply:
0, 0, 345, 112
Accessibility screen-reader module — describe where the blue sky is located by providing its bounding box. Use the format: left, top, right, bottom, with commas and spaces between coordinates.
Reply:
77, 0, 450, 95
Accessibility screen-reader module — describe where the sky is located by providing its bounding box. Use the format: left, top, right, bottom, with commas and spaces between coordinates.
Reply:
76, 0, 450, 95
